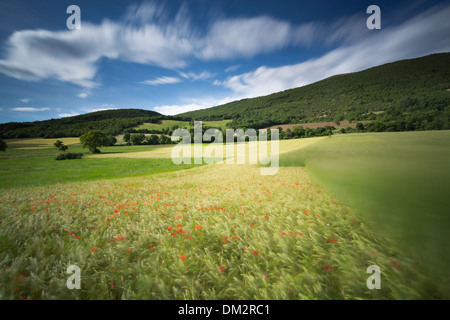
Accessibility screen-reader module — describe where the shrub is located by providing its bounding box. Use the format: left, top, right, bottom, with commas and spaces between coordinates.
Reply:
55, 153, 83, 160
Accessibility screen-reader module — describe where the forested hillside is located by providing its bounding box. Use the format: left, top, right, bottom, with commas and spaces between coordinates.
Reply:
0, 109, 164, 139
179, 53, 450, 130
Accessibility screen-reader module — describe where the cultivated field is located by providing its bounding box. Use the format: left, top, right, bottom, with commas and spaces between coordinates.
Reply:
0, 132, 449, 299
134, 120, 231, 131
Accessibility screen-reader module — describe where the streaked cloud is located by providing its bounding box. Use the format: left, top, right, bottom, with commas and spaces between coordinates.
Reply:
0, 2, 328, 89
77, 93, 88, 98
225, 65, 241, 73
219, 4, 450, 98
12, 107, 50, 112
19, 98, 31, 103
141, 76, 182, 85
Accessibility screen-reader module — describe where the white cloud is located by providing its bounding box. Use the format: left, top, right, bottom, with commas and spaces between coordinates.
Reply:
182, 71, 216, 81
77, 93, 88, 98
220, 4, 450, 98
12, 107, 50, 112
225, 64, 241, 73
198, 16, 293, 60
154, 96, 236, 115
154, 103, 207, 115
0, 1, 448, 95
58, 112, 80, 118
0, 3, 323, 89
141, 76, 182, 85
19, 98, 31, 103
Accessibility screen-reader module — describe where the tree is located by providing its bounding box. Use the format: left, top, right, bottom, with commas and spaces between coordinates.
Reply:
356, 123, 366, 131
54, 140, 68, 152
80, 130, 110, 153
130, 133, 146, 145
146, 134, 160, 145
123, 132, 131, 143
107, 136, 117, 146
0, 139, 7, 152
159, 134, 171, 145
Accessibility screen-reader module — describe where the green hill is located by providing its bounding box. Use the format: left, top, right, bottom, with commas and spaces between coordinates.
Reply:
179, 53, 450, 129
1, 53, 449, 139
0, 109, 164, 139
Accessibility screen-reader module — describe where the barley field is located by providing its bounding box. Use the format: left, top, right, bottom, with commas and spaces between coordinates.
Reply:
0, 133, 448, 299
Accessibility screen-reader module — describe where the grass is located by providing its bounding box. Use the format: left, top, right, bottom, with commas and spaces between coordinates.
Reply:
0, 164, 433, 299
0, 142, 198, 188
4, 138, 80, 150
133, 120, 231, 132
0, 133, 448, 299
134, 120, 190, 131
279, 131, 450, 289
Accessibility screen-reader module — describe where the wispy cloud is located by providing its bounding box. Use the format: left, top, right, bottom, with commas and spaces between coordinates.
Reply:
219, 4, 450, 98
153, 96, 235, 115
58, 112, 80, 118
12, 107, 50, 112
141, 76, 182, 85
19, 98, 31, 103
225, 65, 241, 73
179, 71, 216, 81
77, 93, 88, 98
0, 2, 328, 89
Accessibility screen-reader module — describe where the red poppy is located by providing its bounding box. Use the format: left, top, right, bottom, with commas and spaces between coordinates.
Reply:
252, 250, 258, 255
92, 247, 97, 252
219, 265, 226, 272
194, 225, 202, 230
389, 259, 401, 269
328, 238, 337, 243
180, 255, 186, 260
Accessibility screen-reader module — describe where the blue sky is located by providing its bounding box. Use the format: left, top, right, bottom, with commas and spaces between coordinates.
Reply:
0, 0, 449, 123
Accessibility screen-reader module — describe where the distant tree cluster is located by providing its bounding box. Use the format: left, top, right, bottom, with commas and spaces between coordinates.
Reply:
55, 153, 83, 160
124, 133, 174, 146
0, 139, 7, 152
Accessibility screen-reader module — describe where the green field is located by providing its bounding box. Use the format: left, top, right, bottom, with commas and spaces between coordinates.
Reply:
0, 132, 449, 299
279, 131, 450, 286
133, 120, 231, 131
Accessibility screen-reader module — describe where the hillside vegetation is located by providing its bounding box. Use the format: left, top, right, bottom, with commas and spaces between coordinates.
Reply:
179, 53, 450, 129
0, 109, 164, 139
1, 53, 449, 139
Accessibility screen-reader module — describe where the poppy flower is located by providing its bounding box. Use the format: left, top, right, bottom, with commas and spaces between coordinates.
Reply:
92, 247, 97, 252
180, 255, 186, 260
194, 225, 202, 230
219, 265, 226, 272
252, 250, 258, 255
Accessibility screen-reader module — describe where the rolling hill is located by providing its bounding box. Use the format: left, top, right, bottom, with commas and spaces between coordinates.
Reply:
0, 109, 164, 139
1, 53, 449, 139
179, 53, 450, 129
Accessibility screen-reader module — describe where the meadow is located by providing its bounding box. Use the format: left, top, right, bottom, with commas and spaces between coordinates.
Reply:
133, 120, 231, 131
0, 132, 448, 299
279, 131, 450, 292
